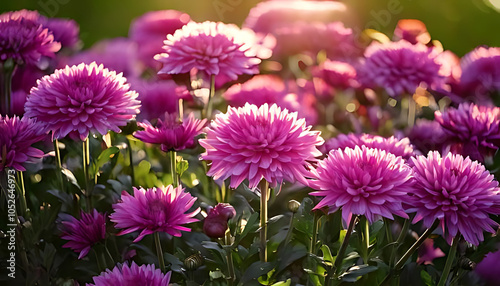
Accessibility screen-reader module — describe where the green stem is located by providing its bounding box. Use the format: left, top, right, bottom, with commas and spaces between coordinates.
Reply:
383, 218, 393, 245
221, 180, 226, 203
310, 211, 320, 255
94, 249, 104, 272
205, 74, 215, 120
82, 137, 92, 210
16, 171, 28, 218
259, 180, 269, 262
178, 98, 184, 120
408, 95, 416, 128
154, 232, 166, 272
437, 235, 460, 286
333, 215, 358, 278
125, 137, 136, 186
170, 150, 178, 187
225, 232, 235, 285
394, 220, 439, 271
361, 216, 370, 264
389, 216, 412, 268
54, 139, 66, 192
284, 212, 295, 246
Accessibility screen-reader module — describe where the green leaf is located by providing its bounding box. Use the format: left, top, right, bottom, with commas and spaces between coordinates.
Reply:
61, 168, 81, 189
420, 270, 434, 286
339, 265, 378, 282
321, 245, 334, 266
271, 279, 291, 286
292, 197, 315, 236
236, 212, 260, 243
240, 261, 275, 284
93, 147, 119, 176
176, 156, 189, 176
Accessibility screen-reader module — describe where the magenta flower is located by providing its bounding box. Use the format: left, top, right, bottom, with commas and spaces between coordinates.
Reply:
155, 21, 261, 80
323, 133, 415, 160
129, 10, 190, 70
309, 146, 413, 223
200, 103, 324, 189
358, 40, 444, 97
416, 238, 445, 265
393, 19, 431, 45
407, 119, 450, 154
87, 261, 171, 286
25, 62, 141, 141
110, 185, 199, 242
460, 46, 500, 97
203, 203, 236, 238
40, 17, 80, 50
58, 210, 106, 259
435, 103, 500, 162
0, 115, 46, 172
134, 113, 206, 152
0, 10, 60, 65
313, 60, 359, 90
475, 249, 500, 286
408, 151, 500, 245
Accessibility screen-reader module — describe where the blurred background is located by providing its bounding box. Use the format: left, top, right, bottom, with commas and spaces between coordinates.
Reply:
1, 0, 499, 56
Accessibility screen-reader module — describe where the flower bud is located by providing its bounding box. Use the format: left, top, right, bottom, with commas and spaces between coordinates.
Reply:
288, 200, 300, 213
203, 203, 236, 238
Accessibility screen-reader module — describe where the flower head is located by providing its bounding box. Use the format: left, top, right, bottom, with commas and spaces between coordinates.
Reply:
309, 146, 413, 223
134, 113, 206, 152
407, 118, 450, 154
408, 151, 500, 245
58, 210, 106, 259
0, 115, 46, 171
313, 60, 358, 90
155, 21, 261, 80
475, 249, 500, 286
460, 46, 500, 97
435, 103, 500, 162
0, 10, 60, 65
416, 238, 445, 265
203, 203, 236, 238
200, 103, 324, 189
129, 10, 191, 70
40, 17, 80, 50
25, 62, 141, 141
323, 133, 416, 160
110, 185, 199, 243
358, 40, 444, 97
393, 19, 431, 45
87, 261, 171, 286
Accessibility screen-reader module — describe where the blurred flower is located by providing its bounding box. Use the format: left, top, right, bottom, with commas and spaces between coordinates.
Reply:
407, 119, 449, 154
0, 9, 60, 65
323, 133, 415, 160
416, 238, 445, 265
25, 62, 141, 141
11, 90, 28, 116
313, 60, 359, 90
155, 21, 261, 80
134, 113, 206, 152
435, 103, 500, 162
87, 261, 171, 286
40, 17, 80, 50
358, 40, 444, 97
59, 210, 106, 259
64, 38, 140, 78
200, 103, 324, 189
408, 151, 500, 245
0, 115, 46, 171
110, 185, 199, 242
393, 19, 431, 45
475, 249, 500, 286
129, 10, 191, 70
203, 203, 236, 238
130, 78, 190, 122
309, 146, 413, 223
460, 46, 500, 98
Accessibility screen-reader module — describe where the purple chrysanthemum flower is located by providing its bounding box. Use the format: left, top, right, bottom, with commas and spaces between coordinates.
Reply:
223, 75, 286, 107
155, 21, 261, 80
40, 17, 80, 50
435, 103, 500, 162
323, 133, 415, 160
58, 209, 106, 259
0, 10, 61, 65
407, 119, 450, 154
309, 146, 413, 223
110, 185, 199, 243
200, 103, 324, 189
313, 60, 358, 90
358, 40, 444, 97
408, 151, 500, 245
25, 62, 141, 141
129, 10, 191, 70
460, 46, 500, 97
87, 261, 171, 286
475, 249, 500, 286
134, 113, 206, 152
0, 115, 46, 171
416, 238, 445, 265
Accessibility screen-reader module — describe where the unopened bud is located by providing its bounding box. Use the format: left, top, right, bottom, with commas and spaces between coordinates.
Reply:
288, 200, 300, 213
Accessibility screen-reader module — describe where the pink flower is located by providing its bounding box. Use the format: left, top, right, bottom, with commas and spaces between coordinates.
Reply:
309, 146, 413, 223
200, 103, 324, 189
0, 9, 61, 65
155, 21, 261, 80
460, 46, 500, 97
25, 62, 141, 141
134, 113, 206, 152
87, 261, 171, 286
393, 19, 431, 45
58, 210, 106, 259
408, 152, 500, 245
406, 119, 449, 154
129, 10, 191, 70
0, 115, 46, 171
358, 40, 444, 97
475, 249, 500, 286
416, 238, 445, 265
313, 60, 359, 90
203, 203, 236, 238
110, 185, 199, 243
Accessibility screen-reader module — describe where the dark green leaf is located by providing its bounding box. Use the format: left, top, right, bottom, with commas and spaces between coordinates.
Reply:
339, 265, 378, 282
240, 261, 275, 284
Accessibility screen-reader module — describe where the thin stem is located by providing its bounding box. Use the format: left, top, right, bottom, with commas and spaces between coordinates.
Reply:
408, 95, 416, 128
220, 180, 226, 202
54, 139, 66, 192
259, 180, 269, 262
284, 212, 295, 246
154, 232, 166, 272
16, 171, 28, 218
178, 98, 184, 121
94, 249, 104, 272
394, 220, 439, 271
383, 218, 393, 245
437, 235, 460, 286
310, 211, 320, 254
82, 137, 92, 210
170, 151, 178, 187
389, 216, 412, 268
225, 232, 235, 285
125, 137, 136, 186
333, 215, 358, 278
205, 74, 215, 120
361, 216, 370, 264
